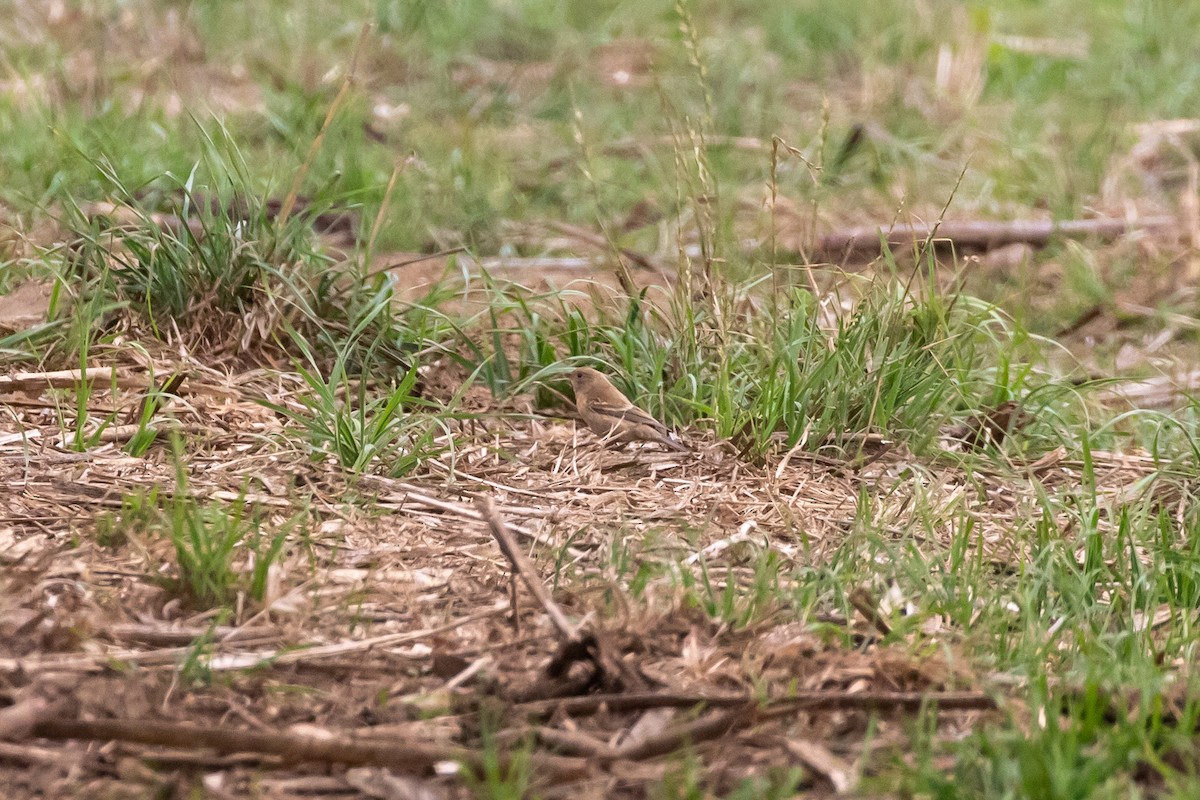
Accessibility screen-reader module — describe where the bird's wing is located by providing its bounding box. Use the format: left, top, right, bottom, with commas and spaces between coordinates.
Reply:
590, 401, 669, 433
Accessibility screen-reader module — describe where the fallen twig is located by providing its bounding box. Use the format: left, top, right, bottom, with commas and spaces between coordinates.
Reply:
762, 690, 999, 716
104, 623, 279, 648
803, 216, 1174, 260
517, 691, 751, 717
1, 606, 505, 674
0, 683, 76, 741
785, 737, 857, 794
0, 740, 68, 767
545, 220, 663, 272
0, 367, 144, 392
478, 497, 647, 694
545, 134, 771, 170
54, 421, 209, 449
477, 496, 577, 642
529, 726, 618, 759
848, 587, 893, 637
601, 690, 998, 763
28, 717, 591, 782
517, 689, 998, 718
125, 370, 187, 426
1094, 369, 1200, 409
363, 247, 469, 281
608, 703, 755, 761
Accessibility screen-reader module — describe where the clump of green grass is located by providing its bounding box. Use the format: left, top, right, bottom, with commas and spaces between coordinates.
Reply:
57, 182, 327, 353
56, 360, 183, 455
462, 711, 534, 800
162, 483, 286, 612
674, 549, 787, 630
454, 262, 1041, 459
99, 441, 291, 612
904, 679, 1200, 800
94, 487, 161, 550
15, 120, 431, 375
263, 325, 448, 477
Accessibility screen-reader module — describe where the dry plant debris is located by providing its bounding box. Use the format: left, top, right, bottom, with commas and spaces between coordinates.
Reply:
3, 0, 1200, 794
1, 353, 1187, 798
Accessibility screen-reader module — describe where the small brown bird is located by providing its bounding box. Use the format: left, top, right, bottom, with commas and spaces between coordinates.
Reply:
566, 367, 690, 453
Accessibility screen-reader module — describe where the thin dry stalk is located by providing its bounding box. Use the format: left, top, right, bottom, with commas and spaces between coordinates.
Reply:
364, 160, 405, 262
476, 496, 578, 642
277, 22, 371, 229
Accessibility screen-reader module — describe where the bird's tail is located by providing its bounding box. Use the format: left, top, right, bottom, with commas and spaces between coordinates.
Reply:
659, 433, 691, 453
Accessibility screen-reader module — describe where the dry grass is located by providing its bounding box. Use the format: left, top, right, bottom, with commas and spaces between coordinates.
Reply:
5, 1, 1200, 797
2, 348, 1190, 797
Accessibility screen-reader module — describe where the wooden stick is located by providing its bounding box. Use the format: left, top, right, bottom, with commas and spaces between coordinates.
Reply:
0, 740, 67, 766
126, 370, 187, 426
545, 221, 662, 272
363, 248, 468, 281
517, 689, 997, 718
1095, 369, 1200, 408
530, 726, 618, 759
806, 216, 1173, 260
0, 693, 73, 741
476, 496, 578, 643
848, 587, 892, 637
0, 368, 143, 391
608, 704, 754, 761
2, 606, 504, 674
477, 497, 645, 693
30, 717, 590, 781
603, 690, 999, 763
104, 623, 278, 648
516, 691, 747, 716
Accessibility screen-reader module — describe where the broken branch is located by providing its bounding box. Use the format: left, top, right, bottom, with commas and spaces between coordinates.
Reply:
30, 717, 590, 782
